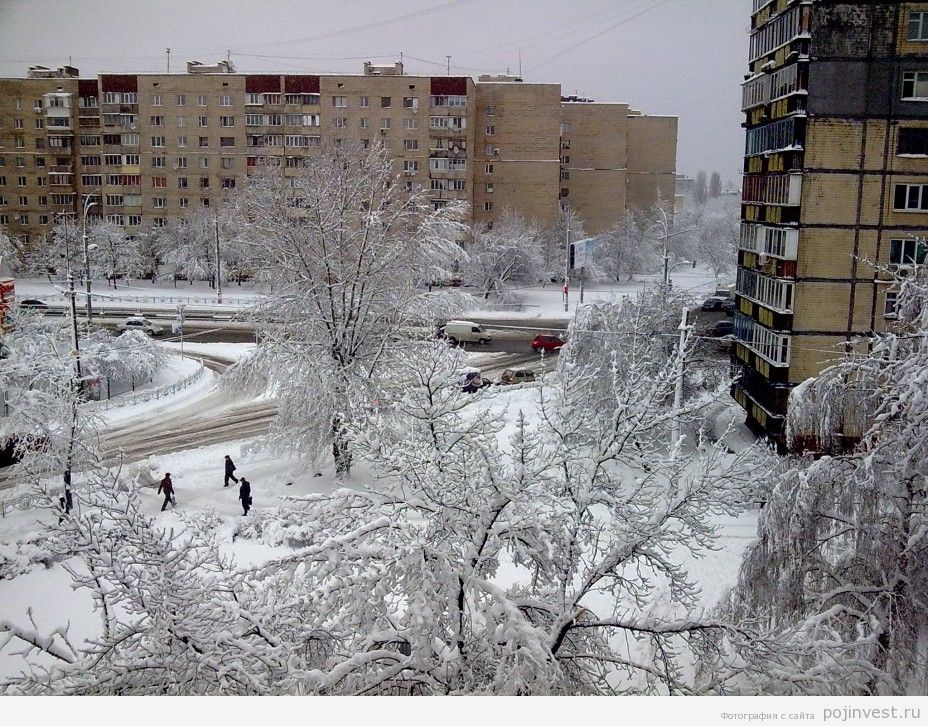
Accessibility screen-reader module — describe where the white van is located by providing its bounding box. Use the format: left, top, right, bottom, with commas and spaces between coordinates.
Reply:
441, 320, 492, 345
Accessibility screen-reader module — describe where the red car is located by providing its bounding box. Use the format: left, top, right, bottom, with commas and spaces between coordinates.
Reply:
531, 334, 565, 352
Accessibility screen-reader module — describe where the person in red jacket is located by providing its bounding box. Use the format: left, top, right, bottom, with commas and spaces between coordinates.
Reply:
158, 473, 175, 511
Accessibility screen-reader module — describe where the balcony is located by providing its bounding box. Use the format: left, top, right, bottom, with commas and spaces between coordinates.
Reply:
739, 222, 799, 260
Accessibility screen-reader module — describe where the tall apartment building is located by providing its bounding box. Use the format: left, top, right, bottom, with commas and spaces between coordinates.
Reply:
734, 1, 928, 439
0, 61, 676, 250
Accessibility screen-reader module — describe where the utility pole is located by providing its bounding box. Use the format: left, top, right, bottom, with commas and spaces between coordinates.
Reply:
214, 215, 223, 304
670, 304, 689, 455
446, 55, 451, 75
63, 227, 83, 516
176, 303, 186, 357
563, 207, 571, 313
81, 194, 98, 323
166, 47, 171, 74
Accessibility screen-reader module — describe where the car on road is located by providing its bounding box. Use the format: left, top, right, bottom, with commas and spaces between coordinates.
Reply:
497, 368, 536, 386
441, 320, 492, 345
18, 298, 48, 310
710, 320, 734, 337
118, 316, 164, 336
720, 298, 736, 315
459, 368, 487, 393
531, 334, 565, 352
701, 295, 727, 312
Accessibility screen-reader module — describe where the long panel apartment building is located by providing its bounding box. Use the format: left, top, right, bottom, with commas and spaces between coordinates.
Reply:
0, 60, 677, 248
735, 0, 928, 439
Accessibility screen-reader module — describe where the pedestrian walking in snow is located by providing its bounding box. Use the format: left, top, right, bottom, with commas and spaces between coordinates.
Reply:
158, 473, 175, 511
224, 454, 239, 488
239, 477, 252, 516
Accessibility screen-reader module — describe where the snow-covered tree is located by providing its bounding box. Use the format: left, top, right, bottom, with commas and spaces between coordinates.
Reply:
536, 207, 587, 284
595, 209, 659, 282
462, 209, 539, 299
227, 141, 467, 475
715, 270, 928, 695
690, 197, 738, 284
88, 221, 144, 286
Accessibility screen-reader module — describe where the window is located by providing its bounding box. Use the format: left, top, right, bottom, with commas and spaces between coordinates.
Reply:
451, 179, 465, 191
485, 163, 494, 174
152, 177, 166, 188
18, 195, 27, 206
485, 182, 494, 193
359, 96, 370, 108
484, 201, 493, 212
178, 135, 187, 147
430, 179, 445, 191
485, 124, 495, 135
38, 195, 47, 206
199, 136, 209, 148
179, 196, 188, 208
885, 291, 899, 318
123, 92, 138, 104
333, 117, 348, 128
264, 93, 281, 106
403, 97, 418, 110
221, 177, 236, 189
404, 181, 420, 192
404, 139, 419, 151
381, 96, 392, 108
150, 115, 164, 126
35, 138, 46, 150
153, 197, 165, 208
176, 156, 187, 168
121, 133, 139, 146
79, 96, 97, 108
177, 116, 186, 127
332, 96, 348, 107
485, 105, 495, 116
360, 117, 369, 129
403, 160, 419, 173
151, 94, 163, 106
265, 113, 282, 126
285, 93, 319, 105
894, 183, 928, 211
898, 127, 928, 155
202, 198, 210, 208
17, 175, 26, 186
429, 95, 467, 108
889, 237, 928, 265
246, 93, 262, 106
14, 138, 24, 149
404, 118, 418, 130
151, 136, 165, 147
220, 116, 234, 127
106, 193, 123, 206
35, 118, 44, 129
560, 169, 570, 181
13, 119, 23, 130
80, 135, 101, 146
430, 116, 466, 130
81, 174, 102, 186
198, 116, 208, 127
197, 95, 207, 107
127, 215, 141, 226
429, 157, 449, 172
246, 113, 262, 126
450, 158, 465, 171
380, 118, 391, 130
178, 177, 188, 189
221, 157, 234, 169
219, 94, 232, 107
361, 139, 370, 149
485, 144, 500, 155
152, 156, 166, 168
219, 136, 235, 148
39, 215, 49, 224
34, 158, 44, 167
200, 157, 209, 169
902, 71, 928, 100
199, 177, 209, 189
177, 94, 186, 107
909, 11, 928, 41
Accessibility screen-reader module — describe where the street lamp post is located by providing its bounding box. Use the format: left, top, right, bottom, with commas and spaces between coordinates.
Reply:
81, 194, 99, 323
214, 215, 223, 304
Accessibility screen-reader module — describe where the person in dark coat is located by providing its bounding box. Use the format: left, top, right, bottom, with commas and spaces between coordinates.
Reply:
239, 477, 251, 516
158, 473, 175, 511
224, 454, 239, 488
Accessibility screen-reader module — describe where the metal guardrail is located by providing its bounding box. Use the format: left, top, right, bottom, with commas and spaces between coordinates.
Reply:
40, 291, 254, 307
90, 361, 206, 409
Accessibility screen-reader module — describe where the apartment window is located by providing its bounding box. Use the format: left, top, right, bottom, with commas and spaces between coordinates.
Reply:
123, 92, 138, 104
560, 169, 570, 181
198, 116, 208, 127
360, 117, 369, 129
179, 196, 188, 208
403, 160, 419, 173
106, 214, 123, 225
246, 93, 262, 106
361, 139, 370, 149
430, 95, 467, 108
13, 119, 23, 129
265, 113, 282, 126
885, 291, 899, 318
430, 179, 445, 191
101, 153, 119, 165
38, 195, 47, 206
122, 133, 139, 146
81, 174, 102, 186
221, 177, 236, 189
898, 127, 928, 156
246, 113, 262, 126
485, 144, 500, 155
485, 105, 495, 116
429, 157, 449, 172
451, 179, 466, 191
150, 115, 164, 126
485, 125, 495, 135
220, 116, 234, 127
39, 214, 49, 224
152, 177, 167, 188
0, 176, 4, 185
16, 213, 28, 224
909, 11, 928, 41
265, 134, 282, 146
126, 215, 141, 226
484, 201, 493, 212
450, 158, 465, 171
894, 183, 928, 210
217, 136, 234, 148
199, 136, 209, 148
332, 96, 348, 108
178, 177, 188, 189
18, 195, 27, 206
333, 117, 348, 128
0, 215, 7, 224
199, 177, 209, 189
80, 135, 101, 146
404, 139, 419, 151
106, 194, 123, 206
902, 71, 928, 100
404, 118, 418, 130
485, 163, 494, 174
176, 156, 187, 168
889, 237, 928, 265
202, 198, 210, 208
359, 96, 370, 108
485, 183, 494, 193
17, 176, 27, 186
152, 156, 166, 168
35, 118, 44, 129
199, 157, 209, 169
14, 138, 24, 149
34, 158, 44, 167
177, 116, 186, 127
153, 197, 165, 208
221, 157, 234, 169
197, 95, 207, 107
404, 181, 420, 192
380, 117, 391, 130
35, 138, 46, 150
219, 95, 232, 107
264, 93, 281, 106
177, 94, 186, 107
151, 136, 165, 147
178, 135, 187, 147
561, 155, 570, 164
381, 96, 392, 108
151, 94, 163, 106
285, 93, 319, 105
79, 96, 97, 109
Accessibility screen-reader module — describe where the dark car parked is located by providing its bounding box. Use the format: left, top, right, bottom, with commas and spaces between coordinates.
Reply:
18, 298, 48, 310
531, 334, 565, 352
720, 298, 736, 315
710, 320, 734, 337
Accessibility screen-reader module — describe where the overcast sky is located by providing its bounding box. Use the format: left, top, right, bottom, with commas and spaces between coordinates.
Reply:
0, 0, 749, 181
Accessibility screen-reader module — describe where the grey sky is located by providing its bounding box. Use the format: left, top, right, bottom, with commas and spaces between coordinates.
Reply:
0, 0, 748, 181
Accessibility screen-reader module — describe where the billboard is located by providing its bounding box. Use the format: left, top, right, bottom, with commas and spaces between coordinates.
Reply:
569, 238, 595, 270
